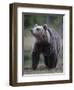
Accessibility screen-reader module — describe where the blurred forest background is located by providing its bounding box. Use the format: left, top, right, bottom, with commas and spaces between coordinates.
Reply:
23, 14, 63, 74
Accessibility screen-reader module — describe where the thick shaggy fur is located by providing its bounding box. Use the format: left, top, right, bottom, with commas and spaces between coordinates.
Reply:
31, 24, 60, 70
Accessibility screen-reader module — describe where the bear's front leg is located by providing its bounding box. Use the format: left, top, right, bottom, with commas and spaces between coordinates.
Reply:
43, 49, 57, 69
44, 54, 57, 69
48, 52, 57, 69
32, 43, 40, 70
32, 52, 40, 70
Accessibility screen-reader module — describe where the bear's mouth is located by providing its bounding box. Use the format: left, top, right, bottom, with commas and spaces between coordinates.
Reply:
31, 31, 48, 42
35, 34, 48, 41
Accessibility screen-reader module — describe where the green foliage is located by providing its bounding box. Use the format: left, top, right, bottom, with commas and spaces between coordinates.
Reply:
49, 15, 63, 30
24, 14, 63, 31
24, 15, 45, 28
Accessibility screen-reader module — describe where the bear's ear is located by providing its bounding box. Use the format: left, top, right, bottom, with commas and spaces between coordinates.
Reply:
34, 24, 38, 27
43, 24, 48, 30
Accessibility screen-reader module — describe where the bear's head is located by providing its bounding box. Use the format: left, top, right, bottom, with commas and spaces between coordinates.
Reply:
31, 24, 50, 43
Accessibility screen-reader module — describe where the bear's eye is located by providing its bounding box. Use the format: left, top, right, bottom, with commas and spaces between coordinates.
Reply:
36, 28, 40, 31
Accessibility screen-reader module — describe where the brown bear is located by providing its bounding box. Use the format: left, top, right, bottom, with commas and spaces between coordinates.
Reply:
31, 24, 60, 70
